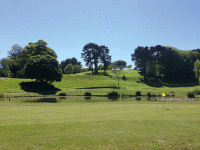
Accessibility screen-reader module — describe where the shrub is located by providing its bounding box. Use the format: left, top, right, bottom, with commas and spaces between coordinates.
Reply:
0, 93, 4, 99
136, 91, 141, 97
85, 92, 91, 96
147, 92, 151, 97
108, 91, 119, 97
187, 92, 195, 98
59, 93, 67, 96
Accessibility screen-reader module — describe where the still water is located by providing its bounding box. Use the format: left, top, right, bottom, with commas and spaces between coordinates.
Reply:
20, 96, 158, 103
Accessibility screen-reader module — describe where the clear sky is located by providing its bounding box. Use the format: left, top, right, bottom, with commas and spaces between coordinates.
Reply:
0, 0, 200, 68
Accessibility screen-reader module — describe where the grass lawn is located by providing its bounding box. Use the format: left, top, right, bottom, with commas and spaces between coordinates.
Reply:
0, 98, 200, 149
1, 70, 200, 98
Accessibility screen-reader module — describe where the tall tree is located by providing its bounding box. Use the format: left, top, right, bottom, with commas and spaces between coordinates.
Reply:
81, 43, 100, 75
194, 59, 200, 83
7, 44, 26, 77
99, 45, 111, 75
131, 46, 152, 80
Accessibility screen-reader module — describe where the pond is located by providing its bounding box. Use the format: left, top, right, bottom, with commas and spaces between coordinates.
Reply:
4, 96, 159, 103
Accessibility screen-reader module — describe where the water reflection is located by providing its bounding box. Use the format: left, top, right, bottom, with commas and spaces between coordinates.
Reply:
25, 98, 57, 103
23, 96, 158, 103
84, 97, 91, 100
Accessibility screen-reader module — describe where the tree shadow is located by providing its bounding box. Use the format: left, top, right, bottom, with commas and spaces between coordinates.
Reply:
138, 77, 199, 88
19, 81, 61, 95
76, 86, 120, 89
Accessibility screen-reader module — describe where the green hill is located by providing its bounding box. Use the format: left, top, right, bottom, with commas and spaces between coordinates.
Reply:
0, 70, 200, 98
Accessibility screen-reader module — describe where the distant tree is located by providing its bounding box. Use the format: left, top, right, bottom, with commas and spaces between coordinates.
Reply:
24, 55, 62, 84
109, 60, 127, 86
112, 60, 127, 70
127, 65, 132, 70
0, 58, 12, 77
98, 64, 104, 70
81, 43, 100, 75
194, 59, 200, 83
60, 57, 82, 73
7, 44, 26, 77
99, 45, 111, 75
64, 63, 73, 74
73, 65, 82, 74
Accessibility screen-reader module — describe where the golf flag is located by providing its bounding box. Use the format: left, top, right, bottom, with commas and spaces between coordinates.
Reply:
162, 92, 165, 97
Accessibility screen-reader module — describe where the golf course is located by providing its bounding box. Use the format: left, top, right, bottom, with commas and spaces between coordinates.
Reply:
0, 70, 200, 149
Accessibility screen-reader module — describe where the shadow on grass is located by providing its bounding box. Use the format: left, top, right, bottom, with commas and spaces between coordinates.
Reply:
19, 81, 61, 95
137, 76, 199, 88
76, 86, 120, 89
85, 72, 111, 77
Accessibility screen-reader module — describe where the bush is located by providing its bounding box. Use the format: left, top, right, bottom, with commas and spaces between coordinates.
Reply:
108, 91, 119, 97
147, 92, 151, 97
0, 93, 4, 99
136, 91, 141, 97
85, 92, 91, 96
187, 92, 195, 98
59, 93, 67, 96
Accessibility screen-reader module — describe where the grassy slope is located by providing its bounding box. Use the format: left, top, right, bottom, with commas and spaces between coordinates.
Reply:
0, 70, 200, 97
0, 100, 200, 149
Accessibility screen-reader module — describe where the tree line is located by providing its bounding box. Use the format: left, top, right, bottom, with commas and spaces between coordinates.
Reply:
1, 40, 200, 84
131, 45, 200, 82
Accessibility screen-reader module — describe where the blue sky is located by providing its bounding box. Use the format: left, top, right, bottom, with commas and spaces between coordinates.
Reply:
0, 0, 200, 68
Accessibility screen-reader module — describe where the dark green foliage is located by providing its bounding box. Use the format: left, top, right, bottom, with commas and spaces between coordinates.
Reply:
136, 91, 141, 96
99, 45, 111, 75
147, 92, 151, 97
25, 98, 57, 103
59, 93, 67, 96
187, 92, 195, 98
24, 55, 62, 84
108, 91, 119, 97
0, 93, 4, 99
60, 57, 82, 73
82, 43, 100, 75
85, 92, 91, 96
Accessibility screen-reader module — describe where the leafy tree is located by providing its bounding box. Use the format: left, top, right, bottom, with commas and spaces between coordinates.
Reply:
60, 57, 82, 73
24, 55, 62, 84
7, 44, 26, 77
64, 63, 73, 74
112, 60, 127, 70
131, 46, 152, 79
109, 60, 127, 86
127, 65, 132, 70
194, 59, 200, 83
81, 43, 100, 75
0, 58, 12, 77
24, 40, 57, 59
99, 45, 111, 75
73, 65, 82, 74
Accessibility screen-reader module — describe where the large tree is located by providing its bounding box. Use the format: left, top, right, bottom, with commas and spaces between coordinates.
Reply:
194, 59, 200, 83
24, 55, 62, 84
24, 40, 57, 59
99, 45, 111, 75
81, 43, 100, 75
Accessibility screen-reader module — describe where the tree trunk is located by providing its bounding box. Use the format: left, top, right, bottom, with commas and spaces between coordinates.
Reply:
118, 78, 119, 86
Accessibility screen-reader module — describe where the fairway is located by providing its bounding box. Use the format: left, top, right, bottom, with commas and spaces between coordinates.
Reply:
0, 98, 200, 149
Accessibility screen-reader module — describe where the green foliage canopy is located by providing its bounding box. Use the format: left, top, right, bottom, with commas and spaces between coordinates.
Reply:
25, 55, 62, 84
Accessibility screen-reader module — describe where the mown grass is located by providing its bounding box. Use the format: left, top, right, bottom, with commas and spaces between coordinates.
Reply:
0, 98, 200, 149
0, 70, 200, 98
